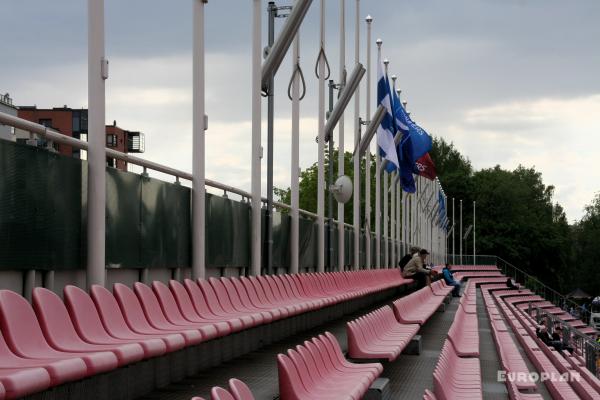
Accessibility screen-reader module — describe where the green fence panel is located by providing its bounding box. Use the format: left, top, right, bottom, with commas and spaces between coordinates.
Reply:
299, 217, 316, 269
0, 140, 82, 270
141, 177, 191, 268
105, 168, 142, 268
271, 211, 290, 270
206, 194, 250, 268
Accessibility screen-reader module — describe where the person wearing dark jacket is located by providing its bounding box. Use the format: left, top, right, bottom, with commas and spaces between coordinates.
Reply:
398, 247, 420, 272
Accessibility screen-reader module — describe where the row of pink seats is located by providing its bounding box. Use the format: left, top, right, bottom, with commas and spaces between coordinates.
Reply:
491, 290, 591, 399
346, 305, 419, 361
447, 302, 479, 357
453, 270, 503, 280
0, 269, 407, 399
424, 340, 483, 400
191, 378, 254, 400
392, 285, 446, 325
277, 332, 382, 400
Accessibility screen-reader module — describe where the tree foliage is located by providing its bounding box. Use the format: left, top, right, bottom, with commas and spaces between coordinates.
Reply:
276, 137, 597, 295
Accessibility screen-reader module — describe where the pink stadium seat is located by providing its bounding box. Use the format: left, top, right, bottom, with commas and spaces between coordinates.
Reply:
0, 290, 117, 376
0, 368, 50, 400
32, 288, 145, 366
219, 278, 274, 323
0, 329, 86, 386
447, 304, 479, 357
228, 378, 255, 400
90, 285, 185, 352
133, 282, 206, 344
211, 386, 236, 400
152, 281, 226, 340
432, 340, 482, 399
277, 332, 381, 400
347, 306, 419, 361
392, 286, 443, 325
183, 279, 245, 332
207, 278, 267, 325
197, 279, 256, 328
113, 283, 201, 347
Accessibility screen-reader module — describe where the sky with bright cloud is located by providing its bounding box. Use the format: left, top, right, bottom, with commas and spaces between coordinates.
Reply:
2, 0, 599, 222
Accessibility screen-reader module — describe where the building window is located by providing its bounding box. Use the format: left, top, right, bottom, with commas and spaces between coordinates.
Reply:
106, 134, 117, 147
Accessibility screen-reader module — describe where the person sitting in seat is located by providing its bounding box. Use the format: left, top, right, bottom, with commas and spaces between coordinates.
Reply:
506, 277, 520, 291
398, 247, 420, 273
402, 249, 432, 288
442, 264, 461, 297
552, 326, 574, 354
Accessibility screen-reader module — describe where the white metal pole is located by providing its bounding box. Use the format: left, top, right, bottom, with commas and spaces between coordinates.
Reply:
473, 200, 476, 265
364, 14, 372, 269
452, 197, 455, 263
251, 0, 262, 276
375, 38, 381, 268
396, 174, 401, 262
87, 0, 107, 288
337, 0, 346, 270
290, 11, 300, 275
383, 59, 389, 267
390, 171, 396, 267
352, 0, 360, 270
317, 0, 326, 272
460, 199, 463, 265
192, 0, 206, 280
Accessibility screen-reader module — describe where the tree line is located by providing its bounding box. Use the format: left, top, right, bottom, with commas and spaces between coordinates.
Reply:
275, 137, 600, 297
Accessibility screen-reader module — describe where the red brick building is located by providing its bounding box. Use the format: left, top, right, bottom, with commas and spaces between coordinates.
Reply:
17, 106, 144, 171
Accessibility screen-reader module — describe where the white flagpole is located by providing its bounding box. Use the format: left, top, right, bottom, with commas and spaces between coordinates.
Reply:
383, 58, 389, 267
192, 0, 206, 279
87, 0, 107, 287
250, 0, 262, 276
364, 14, 372, 269
390, 170, 396, 267
290, 4, 300, 274
460, 199, 463, 265
352, 0, 360, 270
317, 0, 326, 272
375, 38, 382, 268
452, 197, 455, 263
337, 0, 346, 270
473, 200, 476, 265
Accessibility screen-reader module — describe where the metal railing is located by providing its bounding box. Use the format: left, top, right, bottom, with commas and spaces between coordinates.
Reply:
530, 304, 600, 378
446, 253, 594, 326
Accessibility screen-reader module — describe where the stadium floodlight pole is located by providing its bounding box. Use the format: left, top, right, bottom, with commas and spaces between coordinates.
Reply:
338, 0, 346, 271
290, 11, 300, 274
261, 0, 313, 91
460, 199, 463, 265
473, 200, 476, 265
87, 0, 107, 288
251, 0, 262, 276
192, 0, 207, 280
364, 14, 373, 269
324, 63, 365, 142
317, 0, 326, 272
375, 38, 382, 268
353, 0, 360, 270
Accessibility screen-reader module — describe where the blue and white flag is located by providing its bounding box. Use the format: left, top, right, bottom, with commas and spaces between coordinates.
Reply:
391, 86, 433, 168
376, 55, 399, 172
390, 85, 416, 192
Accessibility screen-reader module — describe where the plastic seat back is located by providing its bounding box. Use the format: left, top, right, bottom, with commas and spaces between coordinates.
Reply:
133, 282, 172, 326
208, 278, 238, 313
91, 285, 140, 335
229, 378, 255, 400
211, 386, 235, 400
277, 353, 311, 400
152, 281, 188, 323
0, 290, 62, 358
197, 279, 228, 314
32, 288, 89, 349
184, 279, 217, 319
113, 283, 155, 331
64, 285, 117, 343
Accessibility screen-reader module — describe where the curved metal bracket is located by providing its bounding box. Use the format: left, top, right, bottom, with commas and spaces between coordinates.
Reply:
287, 63, 307, 101
314, 47, 331, 80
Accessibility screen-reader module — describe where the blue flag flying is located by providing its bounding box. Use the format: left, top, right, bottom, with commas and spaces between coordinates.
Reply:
390, 87, 416, 192
376, 54, 400, 173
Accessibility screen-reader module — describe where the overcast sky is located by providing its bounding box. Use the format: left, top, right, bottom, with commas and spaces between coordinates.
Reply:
2, 0, 599, 222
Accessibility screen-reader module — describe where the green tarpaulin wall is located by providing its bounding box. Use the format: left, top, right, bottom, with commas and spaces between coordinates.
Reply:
0, 140, 388, 271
